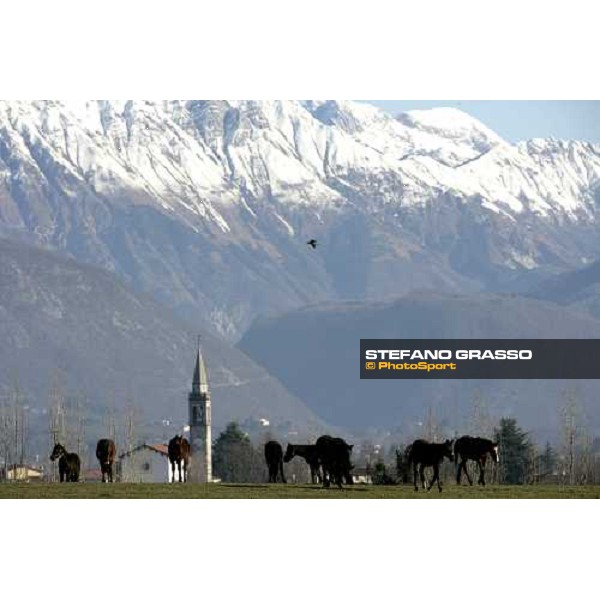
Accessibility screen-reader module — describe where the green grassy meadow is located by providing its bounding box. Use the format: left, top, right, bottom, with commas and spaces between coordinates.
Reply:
1, 482, 599, 499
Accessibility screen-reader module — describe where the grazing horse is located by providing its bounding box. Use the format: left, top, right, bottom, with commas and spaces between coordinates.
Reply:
95, 438, 116, 483
50, 443, 81, 482
264, 441, 287, 483
168, 435, 190, 483
454, 436, 499, 486
283, 444, 321, 484
315, 435, 354, 488
407, 439, 454, 493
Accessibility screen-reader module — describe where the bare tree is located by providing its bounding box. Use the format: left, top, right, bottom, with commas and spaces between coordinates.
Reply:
424, 405, 441, 442
0, 379, 29, 480
560, 388, 579, 486
48, 371, 69, 482
468, 388, 494, 437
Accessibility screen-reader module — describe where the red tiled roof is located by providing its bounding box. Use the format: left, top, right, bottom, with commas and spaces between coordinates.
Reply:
148, 444, 168, 456
118, 443, 169, 459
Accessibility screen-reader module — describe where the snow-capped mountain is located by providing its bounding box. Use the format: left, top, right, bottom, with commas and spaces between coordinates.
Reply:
1, 100, 599, 339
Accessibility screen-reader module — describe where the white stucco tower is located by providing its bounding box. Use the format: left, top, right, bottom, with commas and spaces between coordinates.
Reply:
188, 344, 212, 482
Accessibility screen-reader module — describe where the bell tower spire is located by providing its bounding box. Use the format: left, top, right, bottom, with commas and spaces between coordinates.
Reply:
188, 335, 212, 482
192, 335, 209, 395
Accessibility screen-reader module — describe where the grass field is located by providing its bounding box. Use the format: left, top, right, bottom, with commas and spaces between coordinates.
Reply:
1, 482, 599, 499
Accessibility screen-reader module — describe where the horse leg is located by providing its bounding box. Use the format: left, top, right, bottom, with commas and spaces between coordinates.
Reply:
427, 463, 438, 492
463, 460, 473, 486
413, 463, 419, 491
279, 460, 286, 484
477, 460, 485, 486
419, 464, 426, 490
323, 464, 331, 488
316, 465, 322, 484
429, 463, 441, 493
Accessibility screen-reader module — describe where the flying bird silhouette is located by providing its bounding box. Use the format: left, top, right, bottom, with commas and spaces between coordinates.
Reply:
306, 239, 318, 249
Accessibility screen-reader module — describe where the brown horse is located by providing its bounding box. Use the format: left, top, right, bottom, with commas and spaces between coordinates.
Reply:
96, 438, 116, 483
454, 436, 499, 486
264, 441, 286, 483
315, 435, 354, 488
407, 439, 454, 493
50, 443, 81, 482
168, 435, 190, 482
283, 443, 321, 484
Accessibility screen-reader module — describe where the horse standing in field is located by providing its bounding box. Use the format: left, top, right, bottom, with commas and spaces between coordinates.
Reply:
168, 435, 190, 483
407, 439, 454, 493
315, 435, 354, 488
454, 436, 499, 486
283, 443, 321, 484
95, 438, 116, 483
264, 441, 287, 483
50, 443, 81, 483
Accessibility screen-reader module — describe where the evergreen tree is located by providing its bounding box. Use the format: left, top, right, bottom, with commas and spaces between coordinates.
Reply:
538, 442, 557, 479
494, 418, 532, 484
212, 422, 265, 483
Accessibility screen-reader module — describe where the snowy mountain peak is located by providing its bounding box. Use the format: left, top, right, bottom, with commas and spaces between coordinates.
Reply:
397, 106, 505, 150
1, 99, 600, 339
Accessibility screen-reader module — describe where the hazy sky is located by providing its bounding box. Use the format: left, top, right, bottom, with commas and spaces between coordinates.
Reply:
365, 101, 600, 143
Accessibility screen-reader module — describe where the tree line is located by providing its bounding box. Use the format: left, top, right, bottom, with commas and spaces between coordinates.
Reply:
1, 379, 599, 485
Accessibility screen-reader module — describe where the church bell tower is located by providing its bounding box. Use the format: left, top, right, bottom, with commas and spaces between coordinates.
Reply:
188, 341, 212, 482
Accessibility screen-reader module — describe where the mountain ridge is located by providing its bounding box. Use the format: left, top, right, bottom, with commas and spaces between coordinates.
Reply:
1, 100, 599, 339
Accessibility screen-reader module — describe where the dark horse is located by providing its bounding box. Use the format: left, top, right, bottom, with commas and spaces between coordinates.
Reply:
264, 441, 287, 483
95, 438, 116, 483
315, 435, 354, 488
168, 435, 190, 483
407, 439, 454, 493
283, 443, 321, 484
454, 436, 499, 486
50, 443, 81, 482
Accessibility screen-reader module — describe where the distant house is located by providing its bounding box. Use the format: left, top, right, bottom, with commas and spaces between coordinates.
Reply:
117, 443, 179, 483
4, 465, 44, 482
352, 466, 373, 485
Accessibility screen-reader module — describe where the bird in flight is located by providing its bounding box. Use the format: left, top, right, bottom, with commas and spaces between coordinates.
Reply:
306, 239, 318, 249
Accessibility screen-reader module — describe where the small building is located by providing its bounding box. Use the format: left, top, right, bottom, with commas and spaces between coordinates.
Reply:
352, 466, 373, 485
4, 465, 44, 482
117, 443, 177, 483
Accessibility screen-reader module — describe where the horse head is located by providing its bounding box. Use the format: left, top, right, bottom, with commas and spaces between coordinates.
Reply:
50, 443, 66, 461
443, 439, 455, 462
490, 442, 500, 463
283, 443, 295, 463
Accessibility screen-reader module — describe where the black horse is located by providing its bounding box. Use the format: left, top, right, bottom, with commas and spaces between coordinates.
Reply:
95, 438, 116, 483
264, 441, 286, 483
168, 435, 190, 483
315, 435, 354, 488
454, 436, 499, 486
283, 444, 321, 484
407, 439, 454, 493
50, 443, 81, 482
